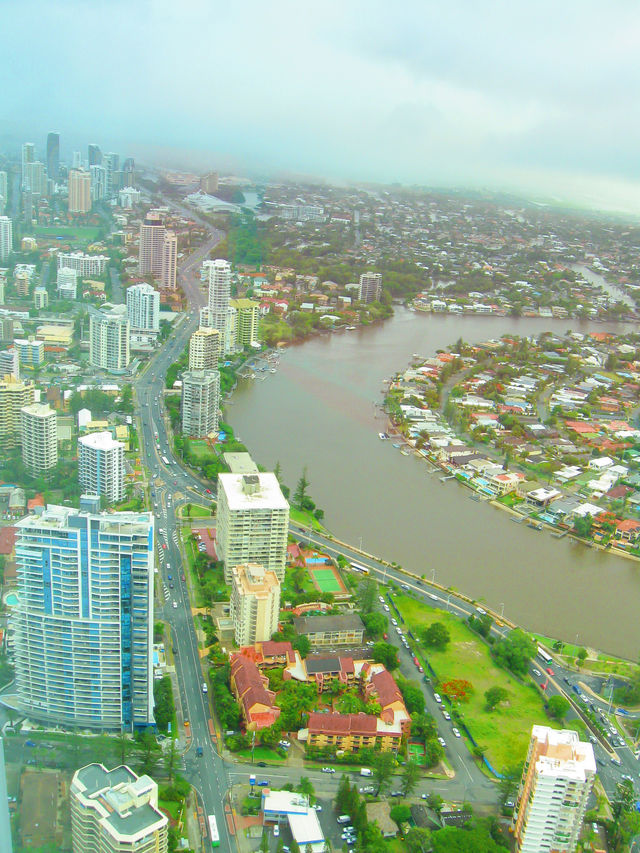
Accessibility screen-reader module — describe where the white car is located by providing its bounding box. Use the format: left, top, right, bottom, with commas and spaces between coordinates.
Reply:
321, 766, 335, 774
383, 605, 390, 612
273, 825, 279, 838
434, 693, 442, 704
378, 596, 385, 603
391, 618, 398, 626
437, 737, 446, 747
428, 593, 439, 601
452, 727, 461, 738
442, 709, 451, 721
312, 804, 322, 812
172, 601, 178, 609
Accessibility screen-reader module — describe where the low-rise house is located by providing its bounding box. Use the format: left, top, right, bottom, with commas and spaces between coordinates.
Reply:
303, 655, 356, 692
525, 487, 562, 508
303, 710, 402, 752
230, 653, 280, 731
238, 641, 297, 668
365, 802, 398, 838
292, 613, 365, 648
614, 519, 640, 543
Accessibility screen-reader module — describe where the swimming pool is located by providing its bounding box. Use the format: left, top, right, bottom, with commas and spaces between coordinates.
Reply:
4, 593, 19, 607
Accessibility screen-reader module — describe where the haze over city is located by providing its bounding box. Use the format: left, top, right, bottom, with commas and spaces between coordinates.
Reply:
4, 0, 640, 212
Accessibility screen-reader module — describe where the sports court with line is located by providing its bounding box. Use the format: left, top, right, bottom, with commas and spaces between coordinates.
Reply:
309, 565, 347, 594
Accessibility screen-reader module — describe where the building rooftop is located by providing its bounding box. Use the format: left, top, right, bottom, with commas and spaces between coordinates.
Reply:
78, 430, 123, 451
223, 452, 259, 474
293, 613, 365, 634
218, 472, 289, 511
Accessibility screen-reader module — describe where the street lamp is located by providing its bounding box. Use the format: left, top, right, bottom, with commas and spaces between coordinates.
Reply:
499, 602, 505, 619
431, 568, 436, 584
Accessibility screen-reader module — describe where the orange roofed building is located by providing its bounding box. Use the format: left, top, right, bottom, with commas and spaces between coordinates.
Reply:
238, 641, 296, 668
230, 653, 281, 731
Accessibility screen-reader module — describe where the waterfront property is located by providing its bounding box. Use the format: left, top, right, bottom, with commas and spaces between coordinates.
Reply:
291, 613, 365, 648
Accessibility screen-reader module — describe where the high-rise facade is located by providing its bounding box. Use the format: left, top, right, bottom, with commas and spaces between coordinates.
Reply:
0, 375, 35, 447
46, 132, 60, 180
14, 504, 155, 730
34, 286, 48, 310
138, 212, 165, 276
0, 171, 7, 213
21, 403, 57, 475
0, 349, 19, 379
161, 230, 177, 290
71, 764, 168, 853
216, 472, 290, 583
188, 327, 220, 370
229, 298, 260, 350
200, 171, 219, 193
126, 283, 160, 332
122, 157, 135, 187
78, 431, 125, 502
230, 562, 281, 646
181, 370, 220, 437
104, 152, 120, 197
57, 267, 78, 300
57, 251, 109, 277
203, 259, 231, 352
0, 216, 13, 261
21, 143, 35, 189
512, 726, 596, 853
68, 169, 92, 213
88, 144, 102, 166
24, 161, 48, 197
358, 271, 382, 304
89, 306, 130, 372
90, 165, 106, 201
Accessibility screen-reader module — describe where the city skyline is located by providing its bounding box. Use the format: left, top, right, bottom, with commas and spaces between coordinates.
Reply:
2, 1, 640, 214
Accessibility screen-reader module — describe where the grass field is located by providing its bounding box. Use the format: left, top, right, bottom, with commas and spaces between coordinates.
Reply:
289, 506, 326, 532
235, 746, 286, 764
395, 595, 556, 771
310, 566, 344, 593
183, 504, 213, 518
186, 438, 216, 461
33, 225, 102, 241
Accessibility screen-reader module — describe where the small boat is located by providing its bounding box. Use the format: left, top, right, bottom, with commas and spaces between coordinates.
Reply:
346, 325, 357, 330
392, 443, 402, 448
400, 448, 410, 456
270, 368, 276, 373
378, 432, 388, 440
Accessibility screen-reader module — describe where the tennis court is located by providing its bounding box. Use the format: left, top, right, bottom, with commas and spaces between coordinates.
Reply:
408, 741, 427, 766
309, 565, 347, 594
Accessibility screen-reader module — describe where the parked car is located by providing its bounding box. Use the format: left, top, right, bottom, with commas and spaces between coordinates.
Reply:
452, 727, 462, 738
433, 693, 442, 704
321, 766, 335, 774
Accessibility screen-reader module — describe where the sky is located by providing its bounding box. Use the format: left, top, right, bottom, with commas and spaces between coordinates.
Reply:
4, 0, 640, 212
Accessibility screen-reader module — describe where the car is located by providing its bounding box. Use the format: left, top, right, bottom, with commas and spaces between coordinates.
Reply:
383, 605, 390, 612
532, 668, 541, 677
322, 766, 335, 773
174, 480, 178, 485
378, 596, 385, 603
611, 757, 622, 766
205, 488, 211, 494
184, 720, 189, 727
391, 618, 398, 626
383, 633, 388, 640
25, 739, 37, 747
256, 761, 267, 767
169, 582, 174, 589
279, 740, 290, 749
395, 627, 402, 635
360, 786, 375, 794
181, 574, 185, 582
546, 667, 554, 675
433, 693, 442, 704
312, 804, 322, 811
437, 737, 446, 747
273, 825, 279, 837
452, 727, 461, 738
418, 665, 424, 673
196, 746, 203, 756
162, 543, 167, 549
428, 593, 438, 601
476, 606, 486, 614
172, 601, 177, 609
390, 791, 403, 797
257, 779, 270, 786
442, 709, 451, 721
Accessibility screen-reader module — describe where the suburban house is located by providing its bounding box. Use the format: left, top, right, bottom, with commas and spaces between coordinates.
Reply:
614, 519, 640, 543
238, 640, 297, 668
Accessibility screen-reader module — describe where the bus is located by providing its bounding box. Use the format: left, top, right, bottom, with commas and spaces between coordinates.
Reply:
207, 815, 220, 848
537, 646, 552, 664
161, 455, 171, 466
350, 562, 370, 575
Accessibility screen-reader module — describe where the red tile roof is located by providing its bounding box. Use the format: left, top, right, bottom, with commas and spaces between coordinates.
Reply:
369, 669, 404, 709
0, 527, 17, 555
307, 712, 378, 736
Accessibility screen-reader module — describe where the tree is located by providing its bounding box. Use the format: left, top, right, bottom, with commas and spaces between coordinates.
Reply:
164, 737, 179, 782
440, 679, 474, 704
573, 514, 594, 538
405, 827, 432, 853
422, 622, 450, 651
411, 712, 437, 742
547, 695, 570, 722
293, 635, 311, 658
293, 468, 310, 509
372, 750, 396, 796
397, 676, 426, 714
390, 803, 412, 824
424, 739, 444, 768
484, 686, 508, 711
491, 629, 536, 677
297, 776, 315, 802
185, 503, 192, 518
357, 578, 378, 615
576, 647, 588, 666
401, 761, 421, 797
371, 642, 399, 671
610, 778, 636, 851
362, 611, 387, 639
426, 792, 443, 813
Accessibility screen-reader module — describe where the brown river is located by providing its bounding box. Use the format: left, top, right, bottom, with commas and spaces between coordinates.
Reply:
227, 308, 640, 659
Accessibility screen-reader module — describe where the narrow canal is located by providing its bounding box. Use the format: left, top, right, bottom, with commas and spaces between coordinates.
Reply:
228, 308, 640, 658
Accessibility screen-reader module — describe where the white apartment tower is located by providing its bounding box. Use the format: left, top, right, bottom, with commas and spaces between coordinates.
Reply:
21, 143, 35, 189
15, 503, 155, 730
0, 217, 13, 262
230, 562, 281, 646
203, 259, 231, 352
126, 283, 160, 332
71, 764, 168, 853
161, 230, 177, 290
188, 327, 220, 370
181, 369, 220, 437
0, 375, 35, 447
0, 171, 7, 213
21, 403, 57, 475
216, 472, 290, 583
512, 726, 596, 853
89, 306, 130, 371
57, 267, 78, 300
358, 271, 382, 304
0, 349, 19, 379
90, 165, 107, 201
79, 431, 125, 502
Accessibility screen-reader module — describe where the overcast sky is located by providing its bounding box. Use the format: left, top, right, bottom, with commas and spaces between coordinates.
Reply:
4, 0, 640, 211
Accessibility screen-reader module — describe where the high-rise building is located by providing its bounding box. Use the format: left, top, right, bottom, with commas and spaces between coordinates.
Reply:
46, 132, 60, 180
0, 349, 19, 379
0, 171, 7, 213
89, 305, 130, 372
122, 157, 135, 187
512, 726, 596, 853
21, 403, 57, 475
57, 267, 78, 300
104, 153, 120, 197
188, 327, 220, 370
90, 165, 107, 201
126, 283, 159, 332
200, 171, 219, 193
229, 298, 260, 350
181, 369, 220, 437
78, 431, 125, 502
14, 338, 44, 368
138, 211, 165, 276
203, 258, 231, 352
0, 375, 35, 447
358, 271, 382, 304
71, 764, 168, 853
23, 161, 47, 197
161, 230, 177, 290
21, 142, 35, 188
230, 562, 281, 646
57, 251, 109, 277
72, 151, 83, 169
0, 216, 13, 261
0, 739, 12, 852
87, 144, 102, 166
33, 286, 48, 310
68, 169, 91, 214
216, 472, 290, 583
15, 503, 155, 730
118, 186, 140, 208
